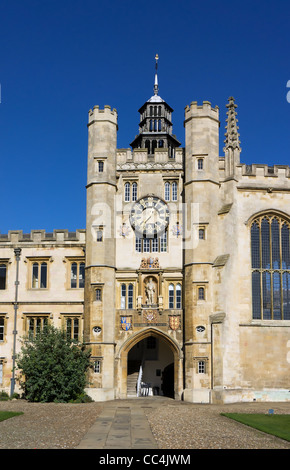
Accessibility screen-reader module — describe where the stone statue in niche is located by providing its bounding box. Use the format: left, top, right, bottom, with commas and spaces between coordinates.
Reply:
145, 277, 156, 305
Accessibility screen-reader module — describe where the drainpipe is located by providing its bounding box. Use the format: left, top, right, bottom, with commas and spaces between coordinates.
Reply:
10, 248, 21, 397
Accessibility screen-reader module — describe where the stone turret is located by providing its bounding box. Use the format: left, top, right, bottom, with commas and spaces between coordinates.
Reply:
84, 105, 118, 401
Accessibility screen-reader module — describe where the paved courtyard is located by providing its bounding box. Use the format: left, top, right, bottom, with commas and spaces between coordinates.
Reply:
0, 397, 289, 449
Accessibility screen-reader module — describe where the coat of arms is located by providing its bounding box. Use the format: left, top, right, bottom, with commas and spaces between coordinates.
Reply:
144, 310, 157, 323
121, 316, 132, 331
169, 316, 180, 330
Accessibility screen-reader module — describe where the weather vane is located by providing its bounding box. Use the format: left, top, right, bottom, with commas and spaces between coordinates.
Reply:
155, 54, 159, 70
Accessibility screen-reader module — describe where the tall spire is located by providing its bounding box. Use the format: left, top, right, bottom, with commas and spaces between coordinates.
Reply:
224, 97, 241, 177
154, 54, 159, 96
224, 97, 241, 151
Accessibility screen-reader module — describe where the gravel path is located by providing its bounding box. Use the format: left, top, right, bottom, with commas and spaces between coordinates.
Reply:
0, 398, 290, 449
144, 400, 290, 449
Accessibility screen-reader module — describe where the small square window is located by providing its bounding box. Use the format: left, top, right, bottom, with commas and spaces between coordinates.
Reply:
94, 360, 101, 373
199, 228, 205, 240
197, 158, 204, 170
198, 287, 205, 300
198, 361, 205, 374
96, 288, 102, 301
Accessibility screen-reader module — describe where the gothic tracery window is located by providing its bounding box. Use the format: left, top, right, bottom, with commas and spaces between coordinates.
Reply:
251, 214, 290, 320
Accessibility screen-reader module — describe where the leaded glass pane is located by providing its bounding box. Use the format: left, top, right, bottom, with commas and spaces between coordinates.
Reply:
79, 263, 85, 288
121, 284, 126, 309
32, 263, 39, 288
176, 284, 182, 309
271, 218, 280, 269
262, 272, 271, 319
261, 218, 270, 269
252, 271, 261, 319
160, 231, 167, 252
135, 237, 142, 252
251, 222, 260, 269
273, 272, 281, 320
128, 284, 133, 309
143, 238, 150, 252
73, 319, 79, 340
71, 262, 77, 288
132, 183, 137, 202
164, 182, 170, 202
283, 272, 290, 320
40, 263, 47, 288
125, 182, 130, 202
169, 284, 174, 309
281, 224, 290, 270
152, 237, 158, 252
66, 318, 72, 339
172, 182, 177, 201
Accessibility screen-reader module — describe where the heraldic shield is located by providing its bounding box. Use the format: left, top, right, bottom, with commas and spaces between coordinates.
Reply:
169, 316, 180, 330
121, 316, 132, 331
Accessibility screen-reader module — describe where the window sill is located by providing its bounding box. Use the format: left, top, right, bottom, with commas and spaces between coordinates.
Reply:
240, 320, 290, 327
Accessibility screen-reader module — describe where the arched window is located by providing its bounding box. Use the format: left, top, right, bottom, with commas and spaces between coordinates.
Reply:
152, 140, 157, 153
124, 182, 130, 202
164, 182, 170, 202
251, 214, 290, 320
169, 284, 174, 309
176, 284, 182, 308
32, 262, 47, 289
132, 183, 137, 202
121, 284, 126, 309
128, 284, 133, 309
172, 182, 177, 201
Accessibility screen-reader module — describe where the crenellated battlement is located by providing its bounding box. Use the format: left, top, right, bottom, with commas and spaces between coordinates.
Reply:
237, 163, 290, 179
116, 147, 184, 170
184, 100, 219, 123
88, 105, 118, 126
0, 229, 86, 244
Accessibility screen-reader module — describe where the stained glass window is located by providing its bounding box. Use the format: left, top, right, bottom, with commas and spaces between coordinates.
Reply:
251, 215, 290, 320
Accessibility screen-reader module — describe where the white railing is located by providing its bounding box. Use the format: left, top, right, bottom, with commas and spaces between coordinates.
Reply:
136, 364, 143, 397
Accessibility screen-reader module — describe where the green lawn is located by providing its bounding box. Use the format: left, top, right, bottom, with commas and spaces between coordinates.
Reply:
221, 413, 290, 442
0, 411, 23, 422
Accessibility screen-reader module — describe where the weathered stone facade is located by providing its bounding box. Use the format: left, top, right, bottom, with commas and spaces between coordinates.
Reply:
1, 66, 290, 403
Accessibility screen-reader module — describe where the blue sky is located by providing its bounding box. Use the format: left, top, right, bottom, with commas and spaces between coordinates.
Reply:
0, 0, 290, 233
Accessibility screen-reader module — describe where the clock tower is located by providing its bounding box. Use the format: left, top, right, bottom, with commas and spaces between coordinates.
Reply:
85, 56, 184, 401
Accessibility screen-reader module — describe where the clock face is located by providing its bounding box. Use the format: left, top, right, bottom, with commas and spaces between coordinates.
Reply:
130, 196, 170, 237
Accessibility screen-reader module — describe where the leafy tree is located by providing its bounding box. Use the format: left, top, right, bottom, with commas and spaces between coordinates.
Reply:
16, 324, 92, 402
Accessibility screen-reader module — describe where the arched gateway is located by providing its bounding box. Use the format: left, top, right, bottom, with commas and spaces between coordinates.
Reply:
116, 328, 183, 400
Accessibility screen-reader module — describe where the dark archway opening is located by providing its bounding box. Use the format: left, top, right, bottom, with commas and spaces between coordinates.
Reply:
127, 335, 174, 397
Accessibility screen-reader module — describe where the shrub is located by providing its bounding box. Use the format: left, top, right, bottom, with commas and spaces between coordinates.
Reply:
16, 324, 92, 402
0, 391, 10, 401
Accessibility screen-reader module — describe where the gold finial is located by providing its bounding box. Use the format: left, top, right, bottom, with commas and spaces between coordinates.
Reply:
154, 54, 159, 95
